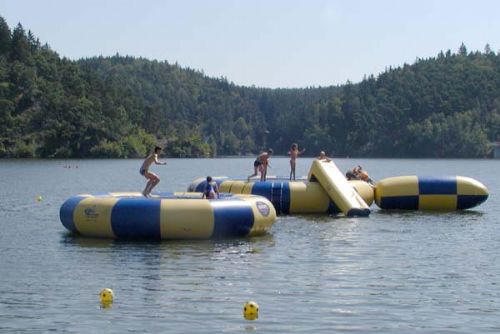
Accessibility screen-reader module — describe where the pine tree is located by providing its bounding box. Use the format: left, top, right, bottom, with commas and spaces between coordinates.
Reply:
458, 43, 467, 56
484, 43, 493, 55
11, 23, 31, 62
0, 17, 11, 55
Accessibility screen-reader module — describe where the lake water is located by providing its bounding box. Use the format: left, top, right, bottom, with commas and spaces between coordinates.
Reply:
0, 157, 499, 333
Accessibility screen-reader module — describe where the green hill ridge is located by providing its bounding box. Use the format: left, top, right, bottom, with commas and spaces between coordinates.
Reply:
0, 17, 498, 158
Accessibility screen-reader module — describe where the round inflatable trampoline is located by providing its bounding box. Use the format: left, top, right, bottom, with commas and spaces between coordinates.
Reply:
60, 192, 276, 240
188, 176, 374, 215
375, 176, 488, 211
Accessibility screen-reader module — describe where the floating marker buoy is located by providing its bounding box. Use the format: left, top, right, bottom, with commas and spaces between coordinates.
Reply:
99, 288, 114, 305
243, 301, 259, 320
36, 195, 42, 202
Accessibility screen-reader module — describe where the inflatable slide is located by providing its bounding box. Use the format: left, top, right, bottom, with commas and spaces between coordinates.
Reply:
308, 160, 371, 217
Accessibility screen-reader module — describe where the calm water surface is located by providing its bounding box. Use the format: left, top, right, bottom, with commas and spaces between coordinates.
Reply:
0, 157, 499, 333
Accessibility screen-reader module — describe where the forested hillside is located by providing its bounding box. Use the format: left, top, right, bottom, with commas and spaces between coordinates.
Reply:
0, 17, 498, 158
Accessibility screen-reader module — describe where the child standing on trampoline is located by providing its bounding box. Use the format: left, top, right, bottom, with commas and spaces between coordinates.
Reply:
140, 146, 167, 197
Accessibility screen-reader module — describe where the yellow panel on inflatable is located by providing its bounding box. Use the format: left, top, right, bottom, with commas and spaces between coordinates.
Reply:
308, 160, 370, 217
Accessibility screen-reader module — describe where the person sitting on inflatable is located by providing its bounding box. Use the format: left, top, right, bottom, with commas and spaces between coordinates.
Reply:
346, 165, 375, 185
202, 176, 219, 199
345, 165, 361, 180
316, 151, 332, 162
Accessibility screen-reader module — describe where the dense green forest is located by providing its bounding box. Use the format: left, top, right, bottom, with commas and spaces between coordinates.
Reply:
0, 17, 498, 158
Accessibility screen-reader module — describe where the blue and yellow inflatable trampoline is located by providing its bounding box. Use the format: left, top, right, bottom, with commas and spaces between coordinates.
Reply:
60, 192, 276, 240
375, 176, 489, 211
188, 176, 374, 215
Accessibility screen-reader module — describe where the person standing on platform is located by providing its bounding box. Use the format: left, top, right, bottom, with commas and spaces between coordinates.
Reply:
248, 149, 273, 182
288, 143, 306, 180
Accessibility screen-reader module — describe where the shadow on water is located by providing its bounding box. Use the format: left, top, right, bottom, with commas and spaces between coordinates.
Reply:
372, 208, 485, 227
281, 213, 369, 224
375, 209, 484, 217
59, 231, 276, 253
285, 209, 486, 221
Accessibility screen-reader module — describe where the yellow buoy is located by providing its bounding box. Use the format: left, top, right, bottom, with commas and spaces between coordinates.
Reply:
99, 288, 114, 305
243, 301, 259, 320
36, 195, 43, 202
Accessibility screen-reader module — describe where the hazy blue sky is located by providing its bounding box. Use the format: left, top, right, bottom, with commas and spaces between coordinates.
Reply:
1, 0, 499, 88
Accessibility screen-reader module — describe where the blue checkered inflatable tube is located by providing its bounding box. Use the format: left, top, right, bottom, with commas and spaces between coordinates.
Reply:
374, 176, 488, 210
60, 192, 276, 240
187, 176, 374, 215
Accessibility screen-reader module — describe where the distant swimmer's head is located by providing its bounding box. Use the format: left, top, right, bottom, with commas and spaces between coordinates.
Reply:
154, 146, 162, 154
267, 148, 273, 155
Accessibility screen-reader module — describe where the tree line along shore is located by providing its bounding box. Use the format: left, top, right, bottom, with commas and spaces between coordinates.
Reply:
0, 17, 498, 159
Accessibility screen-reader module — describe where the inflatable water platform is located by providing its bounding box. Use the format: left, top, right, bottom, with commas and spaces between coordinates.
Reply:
189, 166, 488, 213
60, 192, 276, 240
189, 159, 373, 217
189, 176, 373, 215
375, 176, 489, 211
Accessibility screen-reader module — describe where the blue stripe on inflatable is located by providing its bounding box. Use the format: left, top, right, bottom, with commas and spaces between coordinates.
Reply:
418, 176, 457, 195
380, 196, 419, 210
281, 182, 291, 214
194, 179, 225, 193
60, 196, 86, 233
195, 181, 206, 193
111, 198, 161, 239
212, 200, 254, 238
457, 195, 488, 210
252, 181, 273, 200
271, 182, 283, 214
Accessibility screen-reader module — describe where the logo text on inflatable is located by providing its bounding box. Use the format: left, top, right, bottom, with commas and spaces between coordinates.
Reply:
84, 207, 99, 219
256, 201, 270, 216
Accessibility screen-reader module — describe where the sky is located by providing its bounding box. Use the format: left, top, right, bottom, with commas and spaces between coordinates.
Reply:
1, 0, 499, 88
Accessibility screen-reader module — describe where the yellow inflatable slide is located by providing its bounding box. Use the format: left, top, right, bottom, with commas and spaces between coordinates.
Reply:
308, 160, 371, 217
